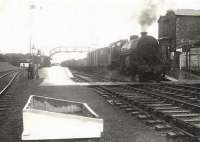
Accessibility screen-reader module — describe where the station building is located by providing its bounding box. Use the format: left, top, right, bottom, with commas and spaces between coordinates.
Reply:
158, 9, 200, 72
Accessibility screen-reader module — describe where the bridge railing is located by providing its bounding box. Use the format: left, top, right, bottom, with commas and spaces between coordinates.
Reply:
49, 47, 95, 57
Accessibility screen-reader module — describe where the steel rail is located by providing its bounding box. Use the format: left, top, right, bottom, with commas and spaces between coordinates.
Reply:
72, 71, 112, 82
127, 86, 200, 137
141, 85, 200, 106
160, 83, 200, 94
94, 85, 199, 139
0, 70, 16, 80
0, 71, 20, 95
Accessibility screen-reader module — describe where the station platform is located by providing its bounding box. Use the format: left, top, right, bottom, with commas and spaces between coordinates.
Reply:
40, 81, 150, 86
165, 69, 200, 82
39, 66, 142, 86
39, 66, 200, 86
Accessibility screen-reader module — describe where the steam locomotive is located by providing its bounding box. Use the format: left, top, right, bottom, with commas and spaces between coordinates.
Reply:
120, 32, 166, 81
76, 32, 167, 81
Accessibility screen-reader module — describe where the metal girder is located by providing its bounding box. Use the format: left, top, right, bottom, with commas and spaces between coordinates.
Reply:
49, 46, 93, 57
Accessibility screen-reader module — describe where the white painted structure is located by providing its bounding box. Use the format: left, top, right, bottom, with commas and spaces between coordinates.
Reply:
20, 63, 29, 68
22, 95, 103, 140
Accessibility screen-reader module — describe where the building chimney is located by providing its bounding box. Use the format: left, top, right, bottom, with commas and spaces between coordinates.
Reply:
141, 32, 147, 37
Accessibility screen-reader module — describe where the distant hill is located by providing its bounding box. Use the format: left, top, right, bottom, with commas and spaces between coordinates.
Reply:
0, 62, 19, 72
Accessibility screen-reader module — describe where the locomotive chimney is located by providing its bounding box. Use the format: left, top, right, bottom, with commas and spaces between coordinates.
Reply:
141, 32, 147, 37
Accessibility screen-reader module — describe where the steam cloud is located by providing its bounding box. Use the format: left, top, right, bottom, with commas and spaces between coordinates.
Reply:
139, 5, 157, 26
138, 0, 165, 31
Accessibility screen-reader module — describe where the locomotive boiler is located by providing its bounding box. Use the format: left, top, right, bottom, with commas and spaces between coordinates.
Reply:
121, 32, 165, 81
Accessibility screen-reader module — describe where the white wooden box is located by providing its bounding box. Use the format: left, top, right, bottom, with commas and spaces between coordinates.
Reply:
21, 95, 103, 140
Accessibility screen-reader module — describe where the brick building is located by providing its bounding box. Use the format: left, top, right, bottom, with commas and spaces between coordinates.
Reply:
158, 9, 200, 71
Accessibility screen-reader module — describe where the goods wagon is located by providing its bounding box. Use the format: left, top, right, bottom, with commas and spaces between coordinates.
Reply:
87, 47, 111, 68
109, 40, 126, 69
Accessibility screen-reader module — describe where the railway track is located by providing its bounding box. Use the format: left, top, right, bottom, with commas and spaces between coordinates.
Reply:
73, 72, 200, 141
71, 71, 118, 82
0, 70, 21, 122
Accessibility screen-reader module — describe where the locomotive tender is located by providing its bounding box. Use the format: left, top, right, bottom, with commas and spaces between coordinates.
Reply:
86, 32, 167, 81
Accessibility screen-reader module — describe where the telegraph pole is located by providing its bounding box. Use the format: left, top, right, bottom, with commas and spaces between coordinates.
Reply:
29, 1, 42, 79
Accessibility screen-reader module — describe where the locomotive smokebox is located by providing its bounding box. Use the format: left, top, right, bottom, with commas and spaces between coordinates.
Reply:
141, 32, 147, 37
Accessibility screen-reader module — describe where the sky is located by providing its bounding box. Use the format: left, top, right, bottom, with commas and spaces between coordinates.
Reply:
0, 0, 200, 63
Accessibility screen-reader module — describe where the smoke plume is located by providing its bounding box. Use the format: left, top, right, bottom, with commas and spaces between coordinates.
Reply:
138, 0, 165, 32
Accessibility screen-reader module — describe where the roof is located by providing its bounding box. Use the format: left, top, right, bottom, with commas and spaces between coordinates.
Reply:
174, 9, 200, 16
110, 39, 127, 47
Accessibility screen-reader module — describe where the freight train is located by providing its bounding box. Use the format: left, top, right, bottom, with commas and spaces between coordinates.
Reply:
65, 32, 168, 82
87, 32, 168, 81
